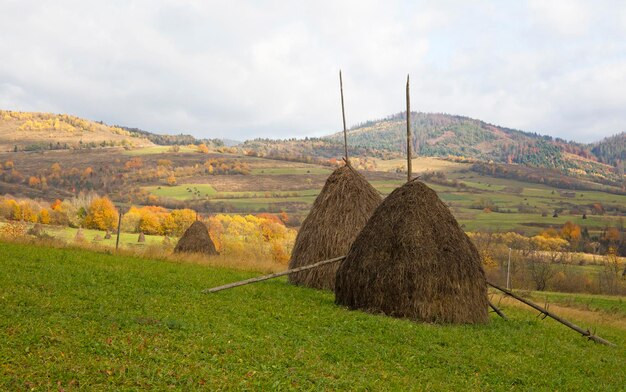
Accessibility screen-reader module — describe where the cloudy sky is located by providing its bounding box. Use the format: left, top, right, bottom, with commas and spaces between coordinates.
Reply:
1, 1, 625, 142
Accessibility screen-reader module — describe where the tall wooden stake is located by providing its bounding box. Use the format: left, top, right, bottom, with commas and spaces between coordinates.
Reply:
406, 74, 412, 182
340, 70, 349, 163
115, 209, 123, 251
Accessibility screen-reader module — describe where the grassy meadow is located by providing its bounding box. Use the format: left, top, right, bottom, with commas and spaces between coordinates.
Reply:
1, 242, 625, 390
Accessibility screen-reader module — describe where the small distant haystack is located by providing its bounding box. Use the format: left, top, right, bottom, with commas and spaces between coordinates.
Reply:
174, 221, 218, 255
28, 223, 44, 237
335, 180, 489, 324
104, 230, 112, 239
288, 164, 382, 290
74, 228, 85, 242
138, 232, 146, 243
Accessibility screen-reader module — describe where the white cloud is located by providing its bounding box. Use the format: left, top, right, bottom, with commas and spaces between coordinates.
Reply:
0, 0, 624, 142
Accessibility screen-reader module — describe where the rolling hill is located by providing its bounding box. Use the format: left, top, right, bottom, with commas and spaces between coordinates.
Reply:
0, 110, 156, 152
243, 112, 624, 187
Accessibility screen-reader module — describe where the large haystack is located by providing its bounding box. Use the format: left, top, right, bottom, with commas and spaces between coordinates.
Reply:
288, 164, 382, 290
335, 180, 489, 324
174, 221, 219, 255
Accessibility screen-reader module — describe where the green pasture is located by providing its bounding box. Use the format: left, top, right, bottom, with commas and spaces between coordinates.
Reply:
250, 167, 332, 175
1, 242, 624, 390
527, 291, 626, 317
146, 184, 218, 200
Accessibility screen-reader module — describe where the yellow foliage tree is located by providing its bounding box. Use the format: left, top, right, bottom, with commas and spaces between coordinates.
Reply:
84, 197, 119, 230
560, 221, 581, 242
38, 209, 50, 224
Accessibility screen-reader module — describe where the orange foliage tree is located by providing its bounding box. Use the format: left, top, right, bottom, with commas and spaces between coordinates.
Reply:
84, 197, 119, 230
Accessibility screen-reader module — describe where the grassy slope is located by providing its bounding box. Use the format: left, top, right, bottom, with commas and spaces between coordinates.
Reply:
1, 242, 625, 390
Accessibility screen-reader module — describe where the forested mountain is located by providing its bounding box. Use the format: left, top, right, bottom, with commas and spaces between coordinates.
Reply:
591, 132, 626, 166
326, 112, 602, 169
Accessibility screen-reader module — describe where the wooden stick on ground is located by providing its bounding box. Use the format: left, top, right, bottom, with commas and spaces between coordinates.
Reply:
488, 301, 508, 320
202, 256, 346, 294
487, 281, 616, 347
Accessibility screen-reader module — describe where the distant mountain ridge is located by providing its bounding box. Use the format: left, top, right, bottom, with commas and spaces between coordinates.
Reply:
326, 112, 624, 168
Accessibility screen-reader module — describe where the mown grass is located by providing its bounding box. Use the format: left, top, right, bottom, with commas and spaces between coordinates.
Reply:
1, 242, 625, 390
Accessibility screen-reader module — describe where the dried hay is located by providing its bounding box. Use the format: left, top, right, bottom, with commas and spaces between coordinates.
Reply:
335, 180, 489, 324
138, 232, 146, 243
288, 164, 382, 290
174, 221, 218, 255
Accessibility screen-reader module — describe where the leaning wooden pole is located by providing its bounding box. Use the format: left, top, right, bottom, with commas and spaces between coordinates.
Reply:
340, 70, 349, 163
488, 301, 508, 320
406, 74, 412, 182
488, 281, 616, 347
203, 256, 346, 294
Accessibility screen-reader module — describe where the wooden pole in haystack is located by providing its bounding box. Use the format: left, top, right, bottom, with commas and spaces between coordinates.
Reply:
488, 281, 616, 347
406, 74, 412, 182
340, 70, 349, 163
203, 256, 346, 293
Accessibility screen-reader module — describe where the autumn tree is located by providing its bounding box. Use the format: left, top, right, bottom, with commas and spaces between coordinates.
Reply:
84, 197, 119, 230
197, 143, 209, 154
560, 221, 581, 243
38, 209, 50, 224
28, 176, 41, 188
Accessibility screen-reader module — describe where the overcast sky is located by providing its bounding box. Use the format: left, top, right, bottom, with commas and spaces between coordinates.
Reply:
1, 1, 625, 142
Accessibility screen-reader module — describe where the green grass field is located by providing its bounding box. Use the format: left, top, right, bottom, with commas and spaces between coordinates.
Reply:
527, 291, 626, 317
0, 222, 167, 249
145, 184, 218, 200
1, 242, 625, 390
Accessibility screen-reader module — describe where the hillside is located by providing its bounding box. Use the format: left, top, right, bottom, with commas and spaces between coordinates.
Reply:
592, 132, 626, 166
243, 112, 624, 187
0, 110, 154, 152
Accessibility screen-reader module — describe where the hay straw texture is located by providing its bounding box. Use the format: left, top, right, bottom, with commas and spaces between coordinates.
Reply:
288, 164, 382, 290
335, 180, 489, 324
174, 221, 219, 255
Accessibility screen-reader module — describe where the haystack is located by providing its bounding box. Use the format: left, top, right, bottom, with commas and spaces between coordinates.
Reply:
74, 228, 85, 242
174, 221, 218, 255
104, 230, 112, 239
288, 164, 382, 290
138, 232, 146, 243
335, 180, 489, 324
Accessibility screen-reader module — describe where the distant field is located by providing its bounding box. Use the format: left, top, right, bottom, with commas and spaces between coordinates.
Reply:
250, 167, 332, 175
0, 222, 168, 248
123, 145, 199, 155
1, 242, 624, 390
137, 156, 625, 235
373, 157, 467, 172
145, 184, 218, 199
